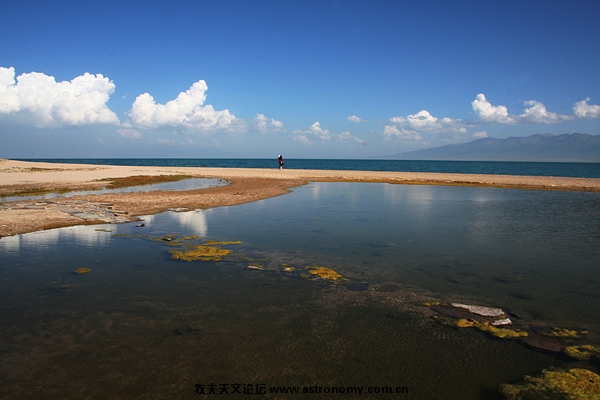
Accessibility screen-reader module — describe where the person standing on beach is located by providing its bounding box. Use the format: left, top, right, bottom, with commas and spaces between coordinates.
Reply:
278, 155, 284, 170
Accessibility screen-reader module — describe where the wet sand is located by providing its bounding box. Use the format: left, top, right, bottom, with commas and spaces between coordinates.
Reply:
2, 158, 600, 238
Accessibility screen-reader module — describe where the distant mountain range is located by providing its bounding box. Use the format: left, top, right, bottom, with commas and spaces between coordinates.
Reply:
383, 133, 600, 162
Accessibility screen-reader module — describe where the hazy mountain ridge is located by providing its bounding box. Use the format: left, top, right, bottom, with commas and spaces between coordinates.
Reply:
384, 133, 600, 162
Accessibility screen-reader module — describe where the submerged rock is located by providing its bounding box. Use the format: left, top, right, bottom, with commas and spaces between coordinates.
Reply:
346, 283, 368, 291
491, 317, 513, 326
450, 303, 505, 317
520, 333, 565, 354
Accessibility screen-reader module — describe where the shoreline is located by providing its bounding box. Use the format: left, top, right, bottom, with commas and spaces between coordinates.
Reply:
2, 158, 600, 238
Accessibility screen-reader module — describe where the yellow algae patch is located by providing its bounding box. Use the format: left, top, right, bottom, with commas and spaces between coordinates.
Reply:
306, 266, 342, 281
548, 327, 580, 338
455, 319, 477, 328
422, 301, 440, 307
455, 319, 527, 339
74, 268, 91, 275
169, 245, 231, 262
563, 345, 600, 361
205, 240, 242, 245
501, 368, 600, 400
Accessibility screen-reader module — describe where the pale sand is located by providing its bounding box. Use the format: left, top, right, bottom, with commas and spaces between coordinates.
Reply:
1, 158, 599, 238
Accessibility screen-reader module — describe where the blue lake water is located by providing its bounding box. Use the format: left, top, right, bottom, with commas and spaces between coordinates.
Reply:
19, 158, 600, 178
1, 182, 599, 399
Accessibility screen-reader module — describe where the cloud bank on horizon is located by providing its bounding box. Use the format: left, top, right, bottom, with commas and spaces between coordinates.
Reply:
2, 66, 599, 149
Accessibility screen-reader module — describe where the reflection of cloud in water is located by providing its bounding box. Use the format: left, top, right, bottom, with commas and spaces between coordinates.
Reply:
136, 211, 207, 237
138, 214, 157, 226
0, 224, 113, 253
309, 182, 321, 201
167, 210, 208, 237
383, 183, 435, 217
0, 235, 23, 252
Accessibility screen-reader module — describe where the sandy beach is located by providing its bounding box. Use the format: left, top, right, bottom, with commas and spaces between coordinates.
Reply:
1, 158, 600, 238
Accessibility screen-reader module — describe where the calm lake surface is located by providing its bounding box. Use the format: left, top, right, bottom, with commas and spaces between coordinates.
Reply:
1, 183, 599, 399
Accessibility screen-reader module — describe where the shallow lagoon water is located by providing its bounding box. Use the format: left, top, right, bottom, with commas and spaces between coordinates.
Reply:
1, 182, 599, 399
0, 177, 225, 202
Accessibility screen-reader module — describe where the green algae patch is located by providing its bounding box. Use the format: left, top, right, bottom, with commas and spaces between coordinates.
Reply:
180, 235, 198, 240
500, 368, 600, 400
455, 319, 528, 339
169, 245, 231, 262
74, 268, 91, 275
96, 174, 192, 189
563, 345, 600, 361
204, 240, 242, 245
9, 186, 73, 197
306, 266, 342, 281
113, 233, 243, 262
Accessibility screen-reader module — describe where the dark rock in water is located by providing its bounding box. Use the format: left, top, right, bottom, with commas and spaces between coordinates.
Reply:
507, 311, 530, 320
510, 292, 535, 300
520, 333, 565, 354
346, 283, 368, 291
377, 283, 400, 292
136, 223, 145, 227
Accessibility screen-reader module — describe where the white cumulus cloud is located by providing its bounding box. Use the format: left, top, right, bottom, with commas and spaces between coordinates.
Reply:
128, 80, 241, 132
347, 115, 365, 123
292, 122, 366, 146
0, 66, 119, 127
337, 130, 368, 146
472, 93, 574, 124
382, 125, 424, 143
472, 130, 488, 138
573, 98, 600, 119
292, 122, 331, 143
252, 113, 285, 134
293, 134, 313, 145
389, 110, 467, 135
117, 121, 142, 139
471, 94, 516, 124
519, 100, 573, 124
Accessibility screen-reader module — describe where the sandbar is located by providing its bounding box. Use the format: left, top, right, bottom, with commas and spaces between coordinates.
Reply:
1, 158, 600, 238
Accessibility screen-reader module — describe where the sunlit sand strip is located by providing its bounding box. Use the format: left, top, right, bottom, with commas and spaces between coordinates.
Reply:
1, 158, 600, 238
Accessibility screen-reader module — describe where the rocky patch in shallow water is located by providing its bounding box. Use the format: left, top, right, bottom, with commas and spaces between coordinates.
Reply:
500, 368, 600, 399
1, 199, 137, 228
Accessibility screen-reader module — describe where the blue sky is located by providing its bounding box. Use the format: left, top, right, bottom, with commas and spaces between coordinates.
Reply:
1, 0, 599, 159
